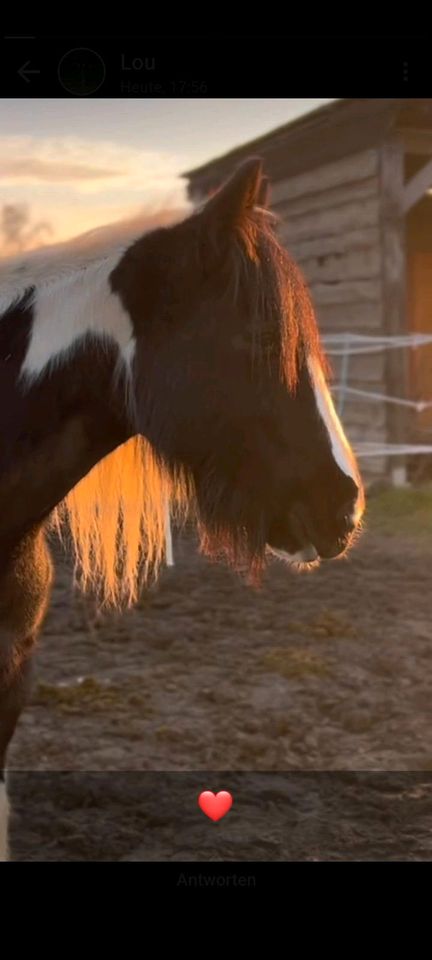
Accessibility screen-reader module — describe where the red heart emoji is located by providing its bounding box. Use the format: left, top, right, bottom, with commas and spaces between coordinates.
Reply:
198, 790, 233, 821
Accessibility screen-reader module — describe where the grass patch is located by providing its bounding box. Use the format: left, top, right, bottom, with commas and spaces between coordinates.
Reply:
287, 608, 356, 639
259, 647, 329, 678
34, 676, 148, 714
365, 484, 432, 537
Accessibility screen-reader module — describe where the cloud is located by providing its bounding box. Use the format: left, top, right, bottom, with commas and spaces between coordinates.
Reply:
0, 201, 53, 254
0, 135, 186, 196
0, 158, 123, 182
0, 134, 190, 247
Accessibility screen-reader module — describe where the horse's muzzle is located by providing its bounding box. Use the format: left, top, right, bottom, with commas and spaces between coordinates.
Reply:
289, 500, 357, 560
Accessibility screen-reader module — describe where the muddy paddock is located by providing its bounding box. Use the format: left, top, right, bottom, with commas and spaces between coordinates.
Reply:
8, 487, 432, 861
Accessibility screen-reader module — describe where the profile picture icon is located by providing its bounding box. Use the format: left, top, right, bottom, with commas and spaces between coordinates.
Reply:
58, 47, 106, 96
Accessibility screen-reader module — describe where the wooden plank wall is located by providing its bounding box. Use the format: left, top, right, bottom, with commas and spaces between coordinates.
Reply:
273, 148, 387, 479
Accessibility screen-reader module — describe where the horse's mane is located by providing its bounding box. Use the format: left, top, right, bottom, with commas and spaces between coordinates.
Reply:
0, 207, 190, 610
50, 436, 192, 610
215, 205, 327, 390
12, 208, 190, 611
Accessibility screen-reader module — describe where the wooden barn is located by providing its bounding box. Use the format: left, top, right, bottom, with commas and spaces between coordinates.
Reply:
183, 98, 432, 484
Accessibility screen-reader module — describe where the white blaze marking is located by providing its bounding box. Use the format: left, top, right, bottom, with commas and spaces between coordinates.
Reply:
21, 254, 135, 382
0, 780, 9, 862
307, 356, 359, 484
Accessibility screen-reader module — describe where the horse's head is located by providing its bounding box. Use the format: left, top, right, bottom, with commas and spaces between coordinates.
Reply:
111, 158, 364, 577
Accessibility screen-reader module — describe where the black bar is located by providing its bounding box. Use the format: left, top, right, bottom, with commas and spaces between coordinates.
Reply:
0, 35, 428, 97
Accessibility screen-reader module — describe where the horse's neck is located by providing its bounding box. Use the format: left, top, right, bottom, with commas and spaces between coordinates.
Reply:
0, 521, 53, 800
0, 525, 53, 632
0, 339, 132, 546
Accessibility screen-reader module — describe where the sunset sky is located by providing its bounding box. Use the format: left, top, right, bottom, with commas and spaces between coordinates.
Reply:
0, 98, 335, 252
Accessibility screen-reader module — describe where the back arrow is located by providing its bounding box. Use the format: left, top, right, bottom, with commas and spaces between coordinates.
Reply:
18, 60, 41, 82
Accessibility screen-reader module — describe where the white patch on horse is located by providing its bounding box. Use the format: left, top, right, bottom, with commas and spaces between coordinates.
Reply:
0, 780, 9, 862
113, 334, 137, 422
307, 356, 359, 484
21, 253, 135, 382
0, 208, 185, 316
0, 207, 185, 383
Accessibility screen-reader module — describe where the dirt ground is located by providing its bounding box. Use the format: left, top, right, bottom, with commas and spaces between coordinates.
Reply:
8, 488, 432, 861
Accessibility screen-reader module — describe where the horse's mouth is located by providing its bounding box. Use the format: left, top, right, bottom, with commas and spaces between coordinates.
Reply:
267, 510, 320, 563
268, 544, 319, 564
267, 505, 354, 564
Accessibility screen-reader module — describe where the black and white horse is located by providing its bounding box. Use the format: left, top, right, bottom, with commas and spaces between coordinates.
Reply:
0, 158, 364, 860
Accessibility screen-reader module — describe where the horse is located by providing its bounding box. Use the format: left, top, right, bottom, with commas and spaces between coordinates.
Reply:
0, 157, 364, 860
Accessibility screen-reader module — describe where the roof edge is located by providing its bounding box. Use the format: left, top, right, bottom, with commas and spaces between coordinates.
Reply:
182, 98, 417, 184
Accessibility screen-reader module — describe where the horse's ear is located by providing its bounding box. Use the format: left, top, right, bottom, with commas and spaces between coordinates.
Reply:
257, 175, 270, 208
203, 157, 264, 232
